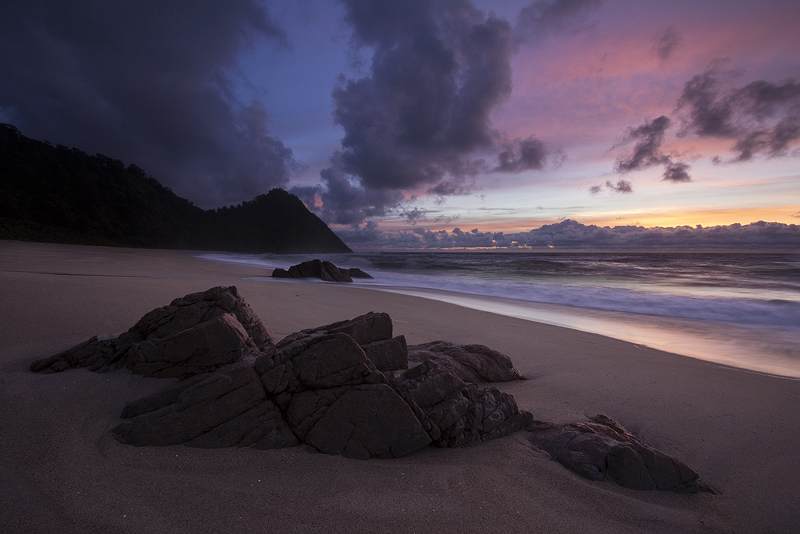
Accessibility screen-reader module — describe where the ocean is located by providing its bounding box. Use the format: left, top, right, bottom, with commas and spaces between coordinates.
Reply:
199, 251, 800, 380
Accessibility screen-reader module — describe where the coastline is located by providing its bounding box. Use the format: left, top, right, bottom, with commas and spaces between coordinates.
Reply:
346, 284, 800, 381
2, 240, 800, 533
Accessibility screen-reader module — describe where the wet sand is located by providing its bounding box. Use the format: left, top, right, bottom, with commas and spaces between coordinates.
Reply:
2, 240, 799, 533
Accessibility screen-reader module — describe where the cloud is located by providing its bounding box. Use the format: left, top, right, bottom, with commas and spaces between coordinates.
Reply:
612, 115, 691, 183
0, 0, 293, 208
514, 0, 603, 44
676, 63, 800, 161
614, 115, 672, 172
663, 161, 691, 183
605, 179, 632, 193
652, 26, 681, 61
318, 152, 404, 226
320, 0, 562, 225
496, 136, 564, 172
335, 219, 800, 251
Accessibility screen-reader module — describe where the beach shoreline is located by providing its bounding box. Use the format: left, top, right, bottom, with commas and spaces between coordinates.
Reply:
2, 240, 799, 533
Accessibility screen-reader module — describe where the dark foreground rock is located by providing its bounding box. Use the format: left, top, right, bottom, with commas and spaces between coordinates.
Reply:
112, 362, 298, 449
529, 415, 715, 494
30, 286, 710, 488
408, 341, 526, 383
30, 286, 272, 378
31, 287, 528, 459
271, 259, 373, 282
391, 359, 533, 448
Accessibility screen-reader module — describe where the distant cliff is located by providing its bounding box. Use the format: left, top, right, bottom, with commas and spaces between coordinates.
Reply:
0, 124, 352, 253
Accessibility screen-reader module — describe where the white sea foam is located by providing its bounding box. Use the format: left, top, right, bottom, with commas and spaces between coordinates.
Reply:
199, 251, 800, 378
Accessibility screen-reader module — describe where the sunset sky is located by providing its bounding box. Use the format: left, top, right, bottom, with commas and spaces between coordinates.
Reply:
1, 0, 799, 248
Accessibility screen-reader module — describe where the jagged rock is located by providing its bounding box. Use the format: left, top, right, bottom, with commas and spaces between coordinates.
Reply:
112, 363, 297, 449
35, 288, 707, 478
255, 333, 387, 398
290, 383, 431, 459
253, 331, 431, 458
274, 311, 394, 357
30, 286, 273, 378
529, 415, 710, 493
391, 360, 533, 448
347, 268, 373, 279
362, 335, 408, 372
272, 259, 353, 282
271, 259, 374, 282
407, 341, 526, 383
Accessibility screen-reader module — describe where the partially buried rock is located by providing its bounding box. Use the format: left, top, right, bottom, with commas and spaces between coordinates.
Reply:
35, 295, 529, 459
529, 414, 713, 494
408, 341, 526, 383
30, 286, 706, 483
108, 301, 527, 458
112, 362, 298, 449
271, 259, 373, 282
390, 359, 532, 447
30, 286, 273, 378
254, 329, 432, 459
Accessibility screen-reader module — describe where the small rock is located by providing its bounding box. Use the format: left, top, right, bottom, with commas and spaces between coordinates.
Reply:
529, 414, 711, 493
270, 259, 374, 282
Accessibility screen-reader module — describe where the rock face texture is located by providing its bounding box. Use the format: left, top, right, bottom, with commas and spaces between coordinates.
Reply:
408, 341, 526, 383
31, 288, 528, 459
271, 259, 373, 282
528, 415, 712, 494
112, 362, 298, 450
391, 360, 532, 448
30, 286, 271, 378
30, 286, 710, 488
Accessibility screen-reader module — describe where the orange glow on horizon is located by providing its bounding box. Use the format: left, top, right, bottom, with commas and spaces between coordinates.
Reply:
583, 206, 800, 229
365, 205, 800, 234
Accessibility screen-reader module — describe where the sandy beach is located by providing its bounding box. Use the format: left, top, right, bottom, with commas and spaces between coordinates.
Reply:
2, 240, 799, 533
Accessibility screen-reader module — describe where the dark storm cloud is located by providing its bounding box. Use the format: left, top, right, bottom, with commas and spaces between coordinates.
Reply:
335, 219, 800, 251
663, 161, 691, 183
612, 115, 692, 183
676, 64, 800, 161
0, 0, 293, 207
321, 0, 562, 225
515, 0, 603, 43
496, 136, 552, 172
317, 152, 404, 226
614, 115, 672, 172
653, 27, 681, 61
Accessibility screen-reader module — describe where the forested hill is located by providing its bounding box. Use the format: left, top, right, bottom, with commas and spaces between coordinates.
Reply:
0, 124, 352, 253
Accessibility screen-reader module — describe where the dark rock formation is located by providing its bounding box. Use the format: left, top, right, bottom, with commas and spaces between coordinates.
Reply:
29, 286, 709, 487
529, 415, 713, 493
408, 341, 526, 383
346, 267, 374, 279
30, 286, 272, 378
112, 362, 298, 449
271, 259, 373, 282
32, 288, 528, 459
362, 336, 408, 372
391, 359, 533, 448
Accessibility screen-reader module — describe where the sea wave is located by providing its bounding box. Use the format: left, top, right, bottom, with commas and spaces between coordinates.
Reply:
199, 251, 800, 329
358, 272, 800, 328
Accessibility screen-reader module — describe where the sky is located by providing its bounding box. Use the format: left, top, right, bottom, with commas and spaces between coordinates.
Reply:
1, 0, 799, 249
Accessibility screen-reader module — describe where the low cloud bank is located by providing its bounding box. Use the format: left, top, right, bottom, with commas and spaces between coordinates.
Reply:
336, 219, 800, 251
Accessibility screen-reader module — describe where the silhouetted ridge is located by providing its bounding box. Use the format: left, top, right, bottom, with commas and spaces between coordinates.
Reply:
0, 124, 351, 253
